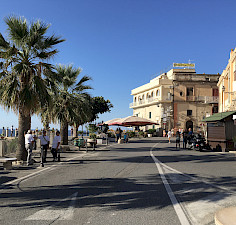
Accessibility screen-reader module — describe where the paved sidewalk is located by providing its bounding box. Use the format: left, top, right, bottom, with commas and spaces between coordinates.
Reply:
0, 142, 111, 186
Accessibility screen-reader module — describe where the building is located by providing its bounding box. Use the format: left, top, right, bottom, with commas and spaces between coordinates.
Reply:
218, 48, 236, 112
130, 64, 220, 133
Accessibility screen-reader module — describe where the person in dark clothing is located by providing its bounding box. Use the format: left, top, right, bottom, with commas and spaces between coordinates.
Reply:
183, 129, 188, 149
176, 131, 180, 149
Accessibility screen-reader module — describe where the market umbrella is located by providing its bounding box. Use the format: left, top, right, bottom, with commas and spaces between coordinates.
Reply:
109, 116, 158, 127
101, 118, 122, 126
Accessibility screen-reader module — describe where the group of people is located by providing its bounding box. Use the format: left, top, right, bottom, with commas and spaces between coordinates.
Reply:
25, 130, 61, 167
115, 128, 128, 143
167, 128, 194, 149
2, 126, 18, 137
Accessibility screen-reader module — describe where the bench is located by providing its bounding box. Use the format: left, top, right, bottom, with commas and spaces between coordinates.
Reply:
0, 157, 17, 170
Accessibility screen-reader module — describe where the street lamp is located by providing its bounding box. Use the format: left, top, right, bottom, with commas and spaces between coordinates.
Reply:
222, 85, 225, 112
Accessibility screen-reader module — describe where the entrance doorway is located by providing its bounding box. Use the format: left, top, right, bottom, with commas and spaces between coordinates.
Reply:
186, 120, 193, 131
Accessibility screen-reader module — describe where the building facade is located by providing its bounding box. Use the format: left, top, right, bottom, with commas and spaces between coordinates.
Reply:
130, 66, 220, 133
218, 48, 236, 112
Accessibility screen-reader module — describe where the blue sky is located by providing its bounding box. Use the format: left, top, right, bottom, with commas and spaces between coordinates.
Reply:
0, 0, 236, 129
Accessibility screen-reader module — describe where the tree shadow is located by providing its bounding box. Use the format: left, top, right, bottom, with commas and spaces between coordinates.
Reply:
0, 173, 235, 211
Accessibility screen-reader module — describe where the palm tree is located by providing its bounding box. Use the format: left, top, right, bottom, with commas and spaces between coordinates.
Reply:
51, 64, 92, 145
0, 16, 64, 160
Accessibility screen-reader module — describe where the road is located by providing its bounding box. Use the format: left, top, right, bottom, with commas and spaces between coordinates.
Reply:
0, 137, 235, 225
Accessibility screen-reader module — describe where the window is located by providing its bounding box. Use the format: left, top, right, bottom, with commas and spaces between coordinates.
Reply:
187, 87, 193, 96
180, 91, 183, 96
149, 112, 151, 119
134, 97, 137, 102
187, 110, 192, 116
156, 90, 159, 96
212, 105, 218, 114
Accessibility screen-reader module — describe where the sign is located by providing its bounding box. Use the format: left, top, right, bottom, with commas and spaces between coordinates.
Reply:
173, 63, 195, 68
233, 115, 236, 120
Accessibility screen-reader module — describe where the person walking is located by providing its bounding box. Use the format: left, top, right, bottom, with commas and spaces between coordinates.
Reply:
51, 131, 61, 162
11, 125, 14, 137
32, 131, 37, 150
167, 130, 172, 143
15, 128, 18, 137
183, 129, 188, 149
25, 130, 34, 166
176, 131, 180, 149
115, 128, 119, 142
38, 130, 50, 166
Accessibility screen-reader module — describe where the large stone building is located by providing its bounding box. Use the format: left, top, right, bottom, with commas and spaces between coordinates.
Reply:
218, 48, 236, 112
130, 65, 220, 133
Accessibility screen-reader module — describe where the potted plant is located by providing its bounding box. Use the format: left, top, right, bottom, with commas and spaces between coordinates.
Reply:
87, 124, 98, 147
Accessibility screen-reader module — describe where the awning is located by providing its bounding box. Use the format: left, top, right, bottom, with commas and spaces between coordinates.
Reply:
202, 111, 236, 122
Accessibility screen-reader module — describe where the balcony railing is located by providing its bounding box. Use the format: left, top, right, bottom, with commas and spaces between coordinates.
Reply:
130, 97, 161, 108
197, 96, 219, 103
185, 96, 219, 103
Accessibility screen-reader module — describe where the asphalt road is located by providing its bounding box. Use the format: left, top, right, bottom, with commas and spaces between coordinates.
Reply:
0, 137, 235, 225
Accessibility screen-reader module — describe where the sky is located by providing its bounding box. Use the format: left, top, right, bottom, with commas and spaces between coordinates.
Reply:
0, 0, 236, 129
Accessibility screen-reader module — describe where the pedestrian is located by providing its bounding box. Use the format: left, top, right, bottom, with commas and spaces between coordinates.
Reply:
119, 128, 123, 140
176, 131, 180, 149
183, 129, 188, 149
51, 131, 61, 162
38, 130, 50, 166
124, 132, 128, 143
168, 130, 172, 143
115, 128, 119, 142
11, 125, 14, 137
15, 128, 18, 137
32, 131, 37, 150
2, 127, 5, 136
25, 130, 34, 166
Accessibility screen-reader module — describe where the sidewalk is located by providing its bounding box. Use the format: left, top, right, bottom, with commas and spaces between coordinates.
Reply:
0, 142, 110, 187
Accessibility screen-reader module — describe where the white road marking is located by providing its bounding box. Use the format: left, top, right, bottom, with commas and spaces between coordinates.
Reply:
25, 192, 78, 221
150, 143, 191, 225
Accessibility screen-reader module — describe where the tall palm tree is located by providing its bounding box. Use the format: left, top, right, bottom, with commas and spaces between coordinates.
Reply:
50, 64, 92, 145
0, 16, 64, 160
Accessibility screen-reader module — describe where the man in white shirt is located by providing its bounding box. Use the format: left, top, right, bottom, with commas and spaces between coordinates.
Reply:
25, 130, 34, 166
51, 131, 61, 162
38, 130, 50, 167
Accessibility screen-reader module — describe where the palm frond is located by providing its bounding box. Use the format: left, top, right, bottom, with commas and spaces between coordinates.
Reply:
4, 16, 29, 47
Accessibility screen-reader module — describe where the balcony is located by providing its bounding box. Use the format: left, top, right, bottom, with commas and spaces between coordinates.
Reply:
196, 96, 219, 104
185, 96, 219, 103
130, 97, 162, 108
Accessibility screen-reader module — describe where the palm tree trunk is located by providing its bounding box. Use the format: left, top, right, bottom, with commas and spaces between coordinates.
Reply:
73, 123, 78, 138
16, 110, 31, 161
60, 120, 68, 145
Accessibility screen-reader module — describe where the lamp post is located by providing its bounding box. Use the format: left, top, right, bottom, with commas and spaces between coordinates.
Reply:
222, 85, 225, 112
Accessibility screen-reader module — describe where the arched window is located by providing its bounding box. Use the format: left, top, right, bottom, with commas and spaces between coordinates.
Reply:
146, 93, 149, 99
142, 94, 144, 100
156, 90, 159, 96
151, 92, 154, 97
134, 97, 137, 102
